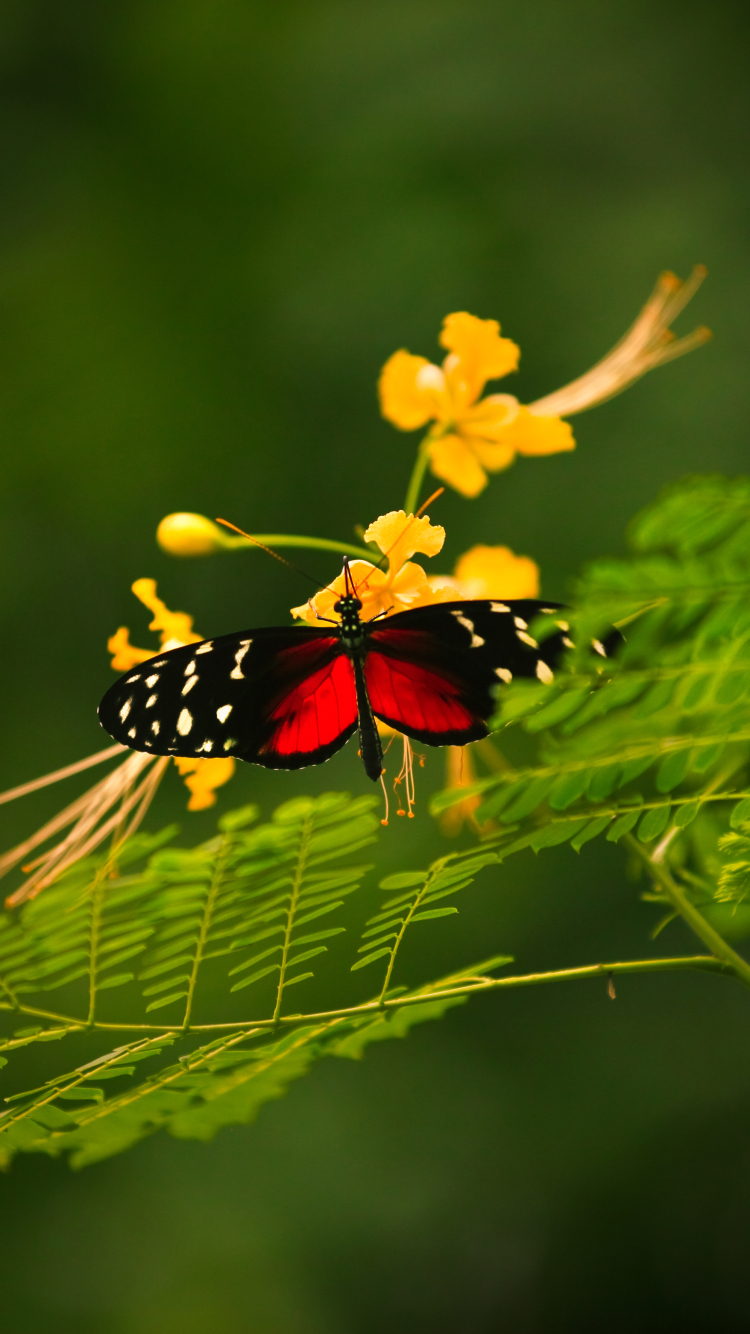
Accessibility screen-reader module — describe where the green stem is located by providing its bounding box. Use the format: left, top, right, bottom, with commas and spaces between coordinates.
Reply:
626, 834, 750, 987
181, 837, 229, 1031
87, 875, 106, 1027
0, 955, 733, 1048
404, 437, 433, 514
220, 534, 376, 563
378, 868, 440, 1004
271, 813, 313, 1023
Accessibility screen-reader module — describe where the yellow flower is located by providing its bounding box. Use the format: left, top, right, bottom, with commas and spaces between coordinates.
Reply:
428, 543, 540, 601
380, 270, 710, 499
379, 311, 574, 498
109, 580, 235, 810
291, 509, 456, 624
440, 744, 487, 837
173, 756, 235, 811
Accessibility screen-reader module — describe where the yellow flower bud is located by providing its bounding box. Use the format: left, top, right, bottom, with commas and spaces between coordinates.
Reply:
156, 512, 227, 557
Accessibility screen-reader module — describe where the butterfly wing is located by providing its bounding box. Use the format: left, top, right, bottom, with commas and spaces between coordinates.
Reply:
364, 599, 591, 746
98, 627, 358, 770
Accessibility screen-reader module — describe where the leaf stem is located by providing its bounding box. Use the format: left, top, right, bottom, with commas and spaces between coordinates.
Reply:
181, 836, 230, 1031
87, 874, 106, 1026
271, 813, 312, 1023
377, 872, 437, 1004
625, 835, 750, 987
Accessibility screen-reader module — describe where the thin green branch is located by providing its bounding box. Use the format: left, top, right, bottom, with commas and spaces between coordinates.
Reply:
404, 436, 434, 514
625, 834, 750, 988
87, 874, 106, 1026
271, 813, 312, 1023
221, 534, 375, 563
377, 873, 436, 1004
0, 954, 736, 1052
181, 836, 230, 1031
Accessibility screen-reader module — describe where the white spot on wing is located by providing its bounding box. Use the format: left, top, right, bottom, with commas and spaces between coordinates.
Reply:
536, 660, 554, 684
555, 620, 569, 632
177, 709, 193, 735
119, 699, 132, 722
513, 616, 528, 630
490, 602, 510, 613
146, 674, 160, 688
184, 660, 196, 676
195, 641, 214, 655
199, 739, 214, 753
451, 610, 483, 645
182, 674, 199, 695
540, 608, 557, 614
495, 667, 513, 683
223, 738, 236, 751
563, 637, 575, 649
150, 660, 167, 668
151, 720, 160, 735
146, 694, 157, 708
592, 639, 607, 657
128, 727, 136, 739
216, 704, 232, 723
230, 641, 252, 680
516, 630, 538, 648
126, 674, 141, 683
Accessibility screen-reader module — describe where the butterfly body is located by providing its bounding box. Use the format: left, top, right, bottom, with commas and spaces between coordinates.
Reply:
98, 594, 601, 781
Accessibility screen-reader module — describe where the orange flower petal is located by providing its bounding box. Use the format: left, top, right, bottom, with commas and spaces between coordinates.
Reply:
364, 509, 445, 573
131, 578, 203, 648
500, 408, 576, 457
378, 350, 444, 430
107, 628, 154, 673
428, 433, 489, 498
453, 545, 539, 599
440, 312, 519, 402
173, 756, 236, 810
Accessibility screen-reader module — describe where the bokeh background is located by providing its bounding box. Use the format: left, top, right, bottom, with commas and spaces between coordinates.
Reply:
1, 1, 749, 1329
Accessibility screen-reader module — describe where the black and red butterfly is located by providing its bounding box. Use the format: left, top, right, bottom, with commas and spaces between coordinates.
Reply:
98, 562, 614, 782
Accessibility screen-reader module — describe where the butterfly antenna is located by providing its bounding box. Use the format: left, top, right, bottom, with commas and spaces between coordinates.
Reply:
358, 487, 445, 591
215, 519, 327, 592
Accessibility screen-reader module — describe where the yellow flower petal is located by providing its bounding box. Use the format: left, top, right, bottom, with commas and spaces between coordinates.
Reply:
453, 545, 540, 599
440, 312, 519, 402
378, 350, 444, 430
173, 756, 236, 810
107, 628, 154, 673
459, 393, 520, 442
364, 509, 445, 574
131, 578, 203, 648
499, 408, 575, 457
428, 433, 489, 498
468, 438, 517, 474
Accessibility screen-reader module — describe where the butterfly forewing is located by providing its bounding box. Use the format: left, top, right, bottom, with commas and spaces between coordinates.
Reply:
98, 627, 357, 769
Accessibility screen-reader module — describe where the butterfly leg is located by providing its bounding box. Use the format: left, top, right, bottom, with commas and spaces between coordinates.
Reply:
352, 657, 383, 781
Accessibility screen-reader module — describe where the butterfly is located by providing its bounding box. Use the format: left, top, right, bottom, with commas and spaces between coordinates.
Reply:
98, 564, 615, 782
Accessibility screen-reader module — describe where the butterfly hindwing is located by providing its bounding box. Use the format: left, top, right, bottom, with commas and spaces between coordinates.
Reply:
363, 599, 572, 746
98, 627, 357, 769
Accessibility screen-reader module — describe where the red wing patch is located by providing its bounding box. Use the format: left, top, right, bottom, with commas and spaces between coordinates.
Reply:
364, 649, 480, 742
260, 651, 357, 761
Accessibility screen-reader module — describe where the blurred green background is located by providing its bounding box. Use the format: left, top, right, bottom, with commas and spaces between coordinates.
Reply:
1, 0, 750, 1329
